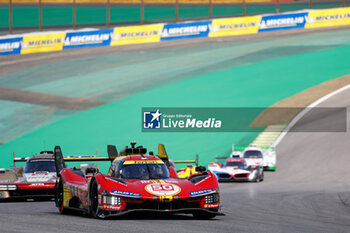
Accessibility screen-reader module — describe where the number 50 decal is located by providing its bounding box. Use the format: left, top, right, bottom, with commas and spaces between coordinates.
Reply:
145, 183, 181, 196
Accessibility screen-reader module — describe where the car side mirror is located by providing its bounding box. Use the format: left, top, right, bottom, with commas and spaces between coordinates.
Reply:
195, 166, 206, 172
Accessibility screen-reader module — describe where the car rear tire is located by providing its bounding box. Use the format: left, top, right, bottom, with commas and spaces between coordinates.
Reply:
56, 179, 69, 214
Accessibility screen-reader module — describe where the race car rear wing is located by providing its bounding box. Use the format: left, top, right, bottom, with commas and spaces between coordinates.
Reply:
173, 154, 199, 167
54, 145, 118, 176
13, 155, 29, 165
12, 150, 57, 166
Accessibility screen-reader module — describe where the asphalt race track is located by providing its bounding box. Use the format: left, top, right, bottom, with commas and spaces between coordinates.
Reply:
1, 73, 350, 233
1, 27, 350, 232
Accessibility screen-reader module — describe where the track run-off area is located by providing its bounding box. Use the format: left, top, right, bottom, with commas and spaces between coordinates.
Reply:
1, 26, 350, 232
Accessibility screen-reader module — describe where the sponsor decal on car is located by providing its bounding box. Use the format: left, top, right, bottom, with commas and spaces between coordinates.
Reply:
145, 183, 181, 196
204, 203, 220, 208
103, 204, 121, 210
111, 190, 141, 198
140, 180, 153, 184
29, 183, 46, 186
123, 160, 164, 165
190, 188, 214, 197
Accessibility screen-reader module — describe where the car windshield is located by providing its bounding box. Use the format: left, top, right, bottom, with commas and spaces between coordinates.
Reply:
117, 163, 170, 180
24, 159, 56, 173
243, 150, 263, 158
225, 161, 246, 168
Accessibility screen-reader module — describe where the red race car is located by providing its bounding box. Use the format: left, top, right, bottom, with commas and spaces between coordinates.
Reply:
54, 142, 223, 219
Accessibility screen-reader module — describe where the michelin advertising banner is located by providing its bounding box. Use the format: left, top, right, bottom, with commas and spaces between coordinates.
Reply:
111, 24, 163, 46
21, 33, 65, 54
259, 12, 309, 32
209, 16, 261, 37
2, 7, 350, 56
0, 37, 22, 56
161, 20, 212, 40
305, 7, 350, 29
63, 29, 113, 49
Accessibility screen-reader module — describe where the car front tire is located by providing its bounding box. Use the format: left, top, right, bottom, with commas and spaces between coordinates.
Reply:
89, 180, 101, 218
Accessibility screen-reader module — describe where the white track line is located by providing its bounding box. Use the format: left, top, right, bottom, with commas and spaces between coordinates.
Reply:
272, 84, 350, 147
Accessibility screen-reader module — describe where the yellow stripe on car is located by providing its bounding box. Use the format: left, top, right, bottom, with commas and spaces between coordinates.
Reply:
123, 160, 164, 165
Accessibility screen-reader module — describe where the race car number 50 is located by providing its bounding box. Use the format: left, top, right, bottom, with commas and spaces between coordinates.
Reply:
145, 183, 181, 196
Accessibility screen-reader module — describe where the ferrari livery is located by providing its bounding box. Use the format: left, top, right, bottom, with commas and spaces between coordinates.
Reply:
55, 142, 224, 219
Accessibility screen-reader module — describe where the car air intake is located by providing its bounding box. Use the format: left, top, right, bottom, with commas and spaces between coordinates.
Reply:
218, 174, 231, 178
234, 174, 248, 178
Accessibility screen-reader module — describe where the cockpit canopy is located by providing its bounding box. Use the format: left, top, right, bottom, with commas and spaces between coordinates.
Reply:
225, 159, 246, 168
24, 158, 56, 173
243, 150, 263, 159
110, 158, 170, 180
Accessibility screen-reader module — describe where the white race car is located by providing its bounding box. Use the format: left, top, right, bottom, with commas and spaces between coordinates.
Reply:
232, 146, 276, 171
0, 151, 57, 200
208, 158, 264, 182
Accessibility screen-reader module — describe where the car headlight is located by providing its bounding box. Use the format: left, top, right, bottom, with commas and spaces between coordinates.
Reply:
0, 185, 17, 191
102, 195, 121, 206
205, 193, 219, 204
101, 190, 122, 206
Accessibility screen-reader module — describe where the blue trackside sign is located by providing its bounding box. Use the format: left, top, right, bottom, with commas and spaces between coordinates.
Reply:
259, 12, 309, 32
63, 29, 114, 49
161, 20, 212, 40
0, 37, 22, 56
